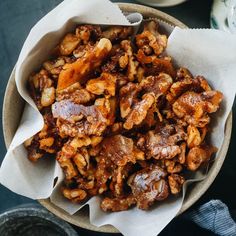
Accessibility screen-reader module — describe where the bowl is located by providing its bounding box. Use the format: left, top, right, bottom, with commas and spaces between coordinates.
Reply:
0, 204, 78, 236
135, 0, 187, 8
2, 3, 232, 234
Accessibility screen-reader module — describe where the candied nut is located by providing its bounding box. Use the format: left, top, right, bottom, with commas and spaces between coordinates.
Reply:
95, 155, 115, 188
102, 26, 132, 42
56, 120, 79, 138
165, 160, 183, 174
119, 82, 140, 119
109, 163, 133, 197
100, 135, 136, 166
101, 45, 126, 73
136, 50, 176, 78
57, 81, 82, 92
150, 57, 176, 78
61, 142, 77, 158
77, 177, 95, 190
136, 28, 167, 56
57, 117, 107, 138
114, 74, 129, 88
73, 45, 90, 58
142, 44, 152, 55
98, 185, 108, 194
38, 125, 48, 139
59, 33, 80, 56
168, 174, 185, 194
37, 112, 58, 145
128, 165, 169, 210
96, 152, 133, 197
137, 66, 145, 82
28, 149, 43, 162
101, 195, 136, 212
94, 97, 111, 123
176, 67, 192, 80
143, 20, 159, 36
87, 187, 99, 196
52, 100, 108, 137
144, 124, 186, 160
31, 69, 53, 91
76, 25, 102, 43
178, 142, 186, 164
39, 137, 54, 149
167, 73, 213, 104
168, 76, 192, 101
62, 188, 87, 202
106, 96, 116, 125
76, 26, 91, 43
41, 87, 55, 107
136, 136, 145, 150
187, 125, 202, 148
201, 90, 223, 113
111, 122, 123, 134
24, 120, 60, 162
88, 145, 101, 157
133, 146, 145, 160
86, 72, 116, 96
196, 76, 212, 91
73, 148, 90, 175
136, 49, 155, 64
123, 93, 155, 130
148, 144, 181, 160
140, 73, 173, 99
70, 136, 91, 149
173, 91, 223, 127
57, 82, 94, 105
186, 145, 217, 171
119, 53, 129, 69
140, 105, 157, 128
43, 57, 65, 75
57, 38, 112, 91
57, 150, 78, 180
121, 40, 138, 81
90, 136, 103, 147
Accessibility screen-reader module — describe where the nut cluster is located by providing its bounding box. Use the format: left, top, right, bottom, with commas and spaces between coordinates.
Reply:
25, 21, 223, 211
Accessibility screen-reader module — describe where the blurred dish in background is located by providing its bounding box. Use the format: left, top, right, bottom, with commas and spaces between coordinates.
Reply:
211, 0, 236, 33
0, 204, 78, 236
135, 0, 187, 7
228, 0, 236, 32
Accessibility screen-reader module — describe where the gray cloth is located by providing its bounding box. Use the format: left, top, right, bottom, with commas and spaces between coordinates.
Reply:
187, 200, 236, 236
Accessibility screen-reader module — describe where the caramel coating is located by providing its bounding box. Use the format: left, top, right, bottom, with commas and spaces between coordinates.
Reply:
26, 22, 222, 212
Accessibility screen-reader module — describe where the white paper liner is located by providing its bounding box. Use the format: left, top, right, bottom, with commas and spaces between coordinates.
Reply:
0, 0, 236, 236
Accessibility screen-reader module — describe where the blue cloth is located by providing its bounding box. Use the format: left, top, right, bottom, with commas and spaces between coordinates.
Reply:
187, 200, 236, 236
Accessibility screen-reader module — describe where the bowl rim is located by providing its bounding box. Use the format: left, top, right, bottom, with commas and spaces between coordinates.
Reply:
0, 204, 78, 236
2, 2, 233, 234
133, 0, 187, 8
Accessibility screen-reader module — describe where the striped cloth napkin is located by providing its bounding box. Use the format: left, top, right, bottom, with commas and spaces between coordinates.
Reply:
187, 200, 236, 236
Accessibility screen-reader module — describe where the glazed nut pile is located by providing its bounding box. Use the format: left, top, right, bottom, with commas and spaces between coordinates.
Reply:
25, 21, 223, 211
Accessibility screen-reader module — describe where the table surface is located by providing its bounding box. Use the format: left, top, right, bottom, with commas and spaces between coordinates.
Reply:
0, 0, 235, 235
